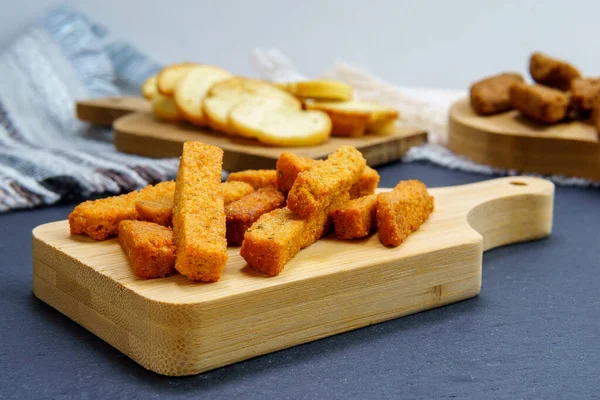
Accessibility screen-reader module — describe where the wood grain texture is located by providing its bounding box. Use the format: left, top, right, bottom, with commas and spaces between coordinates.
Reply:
448, 98, 600, 181
31, 177, 554, 376
113, 112, 427, 171
76, 97, 151, 126
76, 97, 427, 171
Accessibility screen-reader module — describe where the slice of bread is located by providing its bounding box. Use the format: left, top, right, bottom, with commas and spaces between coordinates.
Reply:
277, 80, 352, 101
157, 63, 197, 96
174, 65, 233, 126
305, 100, 399, 136
152, 92, 183, 122
142, 75, 157, 100
202, 77, 301, 134
229, 98, 331, 146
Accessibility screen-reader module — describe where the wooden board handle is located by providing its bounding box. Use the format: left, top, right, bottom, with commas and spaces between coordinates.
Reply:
76, 96, 151, 126
432, 176, 554, 252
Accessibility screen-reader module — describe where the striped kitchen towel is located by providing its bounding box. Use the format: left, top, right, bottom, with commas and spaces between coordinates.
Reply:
0, 6, 179, 212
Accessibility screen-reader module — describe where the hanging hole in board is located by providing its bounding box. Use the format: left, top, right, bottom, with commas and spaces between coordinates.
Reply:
510, 181, 527, 186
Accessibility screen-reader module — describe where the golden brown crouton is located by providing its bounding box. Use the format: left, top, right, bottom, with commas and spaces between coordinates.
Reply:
469, 72, 524, 115
227, 169, 278, 189
68, 181, 176, 241
377, 180, 434, 247
225, 187, 285, 245
172, 142, 227, 282
509, 83, 570, 123
287, 146, 366, 218
331, 194, 378, 239
118, 220, 176, 279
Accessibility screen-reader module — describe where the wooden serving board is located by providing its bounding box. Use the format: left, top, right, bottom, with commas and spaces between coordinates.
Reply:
448, 98, 600, 181
76, 97, 428, 172
32, 177, 554, 376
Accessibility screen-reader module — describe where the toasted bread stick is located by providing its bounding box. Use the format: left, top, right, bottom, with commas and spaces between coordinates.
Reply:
276, 152, 378, 198
227, 169, 278, 189
287, 146, 366, 218
173, 142, 227, 282
118, 220, 176, 279
509, 83, 570, 124
331, 194, 378, 239
225, 187, 285, 245
469, 72, 524, 115
377, 180, 434, 247
136, 181, 254, 227
68, 181, 176, 241
240, 192, 350, 276
529, 52, 581, 91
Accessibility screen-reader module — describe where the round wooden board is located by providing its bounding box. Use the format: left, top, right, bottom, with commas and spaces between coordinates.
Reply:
448, 98, 600, 181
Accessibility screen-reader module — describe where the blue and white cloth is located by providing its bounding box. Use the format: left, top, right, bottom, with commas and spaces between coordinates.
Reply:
0, 6, 178, 212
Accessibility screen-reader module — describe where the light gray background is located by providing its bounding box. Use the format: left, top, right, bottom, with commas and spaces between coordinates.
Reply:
1, 0, 597, 90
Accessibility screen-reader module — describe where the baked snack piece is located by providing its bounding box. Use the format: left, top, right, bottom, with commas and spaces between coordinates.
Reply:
469, 72, 524, 115
118, 220, 176, 279
157, 63, 197, 96
202, 77, 301, 134
287, 146, 366, 218
276, 152, 379, 197
68, 181, 176, 240
377, 180, 434, 247
225, 187, 285, 245
142, 75, 157, 100
529, 52, 581, 91
228, 97, 332, 146
277, 80, 352, 101
304, 100, 399, 137
152, 92, 183, 122
174, 65, 233, 125
135, 181, 254, 227
570, 78, 600, 112
172, 142, 227, 282
227, 169, 278, 189
331, 194, 378, 239
509, 82, 570, 123
240, 192, 350, 276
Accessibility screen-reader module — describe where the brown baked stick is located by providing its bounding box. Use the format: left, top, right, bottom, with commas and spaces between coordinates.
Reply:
240, 192, 350, 276
570, 78, 600, 112
225, 187, 285, 245
469, 72, 524, 115
377, 180, 434, 247
330, 194, 377, 239
173, 142, 227, 282
135, 181, 254, 227
68, 181, 176, 240
227, 169, 278, 189
287, 146, 366, 218
529, 52, 581, 91
118, 220, 176, 279
509, 82, 570, 124
276, 152, 379, 198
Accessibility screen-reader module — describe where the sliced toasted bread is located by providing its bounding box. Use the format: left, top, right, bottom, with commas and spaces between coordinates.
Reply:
304, 100, 399, 136
229, 98, 331, 146
157, 63, 197, 96
141, 75, 157, 100
277, 80, 352, 101
173, 65, 233, 126
152, 92, 183, 122
202, 77, 301, 134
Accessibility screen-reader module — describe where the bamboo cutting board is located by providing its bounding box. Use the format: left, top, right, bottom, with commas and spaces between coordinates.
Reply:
32, 177, 554, 376
76, 97, 428, 171
448, 98, 600, 181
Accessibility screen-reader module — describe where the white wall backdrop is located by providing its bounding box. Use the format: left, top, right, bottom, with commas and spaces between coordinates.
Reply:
0, 0, 597, 90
